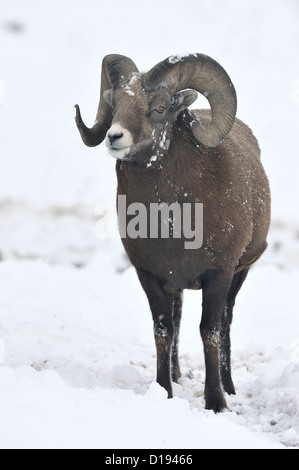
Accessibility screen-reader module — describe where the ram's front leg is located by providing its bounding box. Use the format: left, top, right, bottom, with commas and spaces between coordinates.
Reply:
201, 271, 233, 413
136, 267, 174, 398
154, 312, 174, 397
171, 294, 182, 383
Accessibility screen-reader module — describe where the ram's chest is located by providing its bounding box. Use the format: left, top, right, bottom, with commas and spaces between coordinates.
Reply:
117, 166, 184, 243
115, 157, 258, 284
117, 159, 196, 205
116, 162, 210, 288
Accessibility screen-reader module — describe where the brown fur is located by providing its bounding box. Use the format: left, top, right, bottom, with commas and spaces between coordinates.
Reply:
117, 109, 270, 292
115, 106, 270, 413
76, 57, 271, 413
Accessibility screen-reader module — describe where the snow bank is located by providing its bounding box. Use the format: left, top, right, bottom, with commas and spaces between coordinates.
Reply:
1, 366, 285, 450
0, 239, 298, 449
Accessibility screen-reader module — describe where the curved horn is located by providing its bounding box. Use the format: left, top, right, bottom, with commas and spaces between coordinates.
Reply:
144, 53, 237, 148
75, 54, 139, 147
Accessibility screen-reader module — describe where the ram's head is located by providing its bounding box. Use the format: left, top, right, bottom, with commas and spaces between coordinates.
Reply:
75, 54, 237, 164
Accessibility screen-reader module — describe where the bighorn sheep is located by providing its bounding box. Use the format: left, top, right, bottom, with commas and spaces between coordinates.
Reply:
75, 53, 271, 412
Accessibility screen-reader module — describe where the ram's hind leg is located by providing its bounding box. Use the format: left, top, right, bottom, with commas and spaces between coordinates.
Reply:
220, 268, 249, 395
136, 267, 175, 398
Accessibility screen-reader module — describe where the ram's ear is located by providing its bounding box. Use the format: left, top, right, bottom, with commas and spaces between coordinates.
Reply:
171, 90, 198, 118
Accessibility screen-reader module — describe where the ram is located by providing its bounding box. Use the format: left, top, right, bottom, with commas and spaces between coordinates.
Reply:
75, 53, 271, 412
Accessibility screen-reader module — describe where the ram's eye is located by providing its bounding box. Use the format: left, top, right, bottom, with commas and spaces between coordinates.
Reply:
155, 106, 166, 114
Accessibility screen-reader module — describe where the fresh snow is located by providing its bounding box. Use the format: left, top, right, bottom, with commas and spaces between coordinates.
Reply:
0, 202, 298, 449
168, 53, 198, 64
1, 0, 299, 450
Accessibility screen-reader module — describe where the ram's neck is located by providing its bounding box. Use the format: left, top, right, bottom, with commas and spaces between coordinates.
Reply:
116, 117, 208, 208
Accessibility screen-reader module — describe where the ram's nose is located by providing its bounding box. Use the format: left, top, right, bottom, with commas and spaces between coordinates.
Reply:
108, 130, 124, 146
105, 123, 133, 159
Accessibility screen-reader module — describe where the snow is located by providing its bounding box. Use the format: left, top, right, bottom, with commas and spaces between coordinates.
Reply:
168, 53, 198, 64
1, 203, 299, 450
124, 85, 135, 97
123, 73, 139, 96
1, 0, 299, 450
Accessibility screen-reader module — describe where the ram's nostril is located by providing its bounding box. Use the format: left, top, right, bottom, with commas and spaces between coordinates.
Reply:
109, 132, 124, 145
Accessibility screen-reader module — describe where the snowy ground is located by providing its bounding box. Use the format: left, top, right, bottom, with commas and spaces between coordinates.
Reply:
1, 0, 299, 450
1, 202, 299, 449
